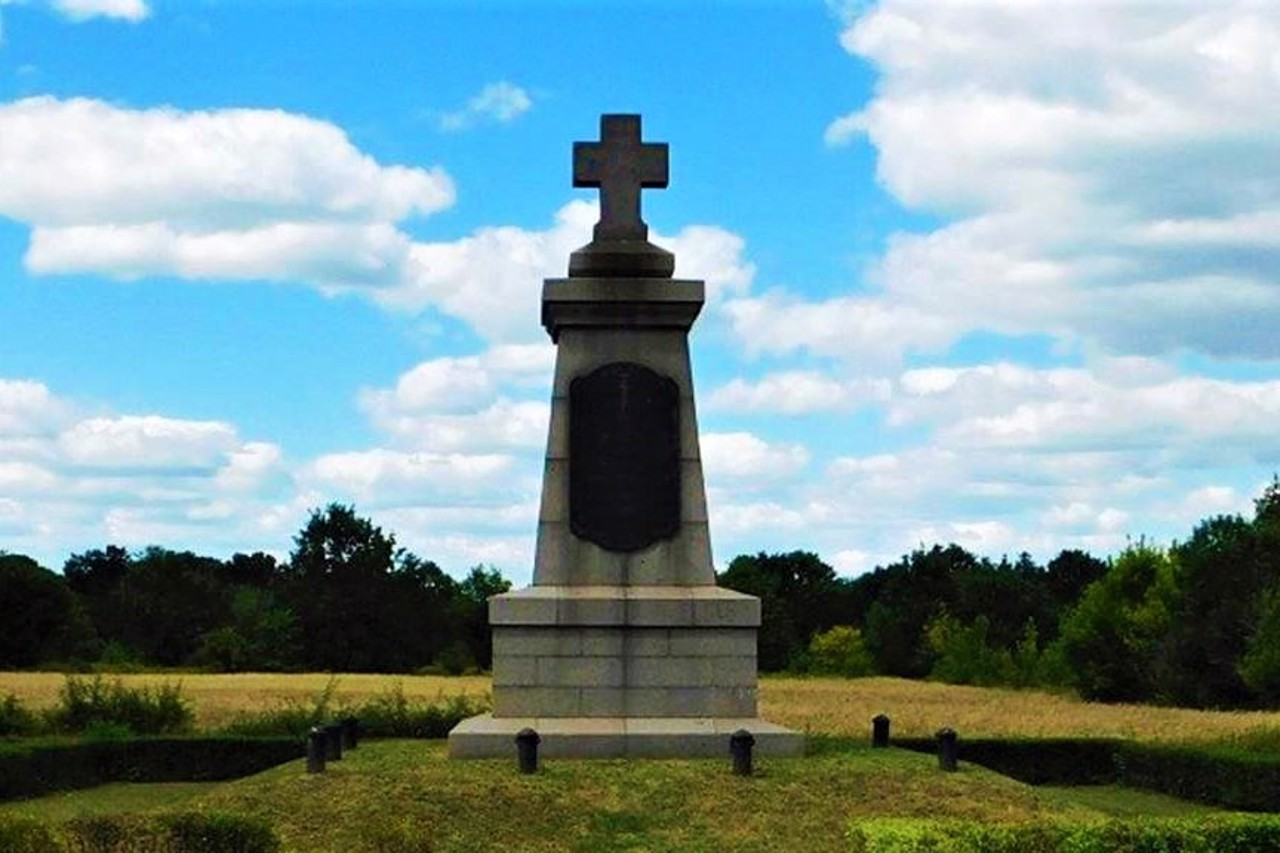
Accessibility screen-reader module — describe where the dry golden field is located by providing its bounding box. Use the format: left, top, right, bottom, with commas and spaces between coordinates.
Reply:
0, 671, 489, 729
4, 671, 1280, 741
759, 676, 1280, 743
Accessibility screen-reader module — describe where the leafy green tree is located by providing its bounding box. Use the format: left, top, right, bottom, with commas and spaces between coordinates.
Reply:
1045, 550, 1109, 613
111, 548, 233, 666
1163, 514, 1266, 706
284, 504, 471, 672
807, 626, 875, 677
718, 551, 842, 670
224, 552, 281, 587
1240, 584, 1280, 703
452, 565, 511, 670
924, 611, 1013, 686
63, 545, 132, 646
1057, 542, 1177, 702
193, 587, 299, 672
0, 553, 94, 667
952, 552, 1053, 650
1235, 480, 1280, 706
285, 504, 401, 671
858, 545, 979, 677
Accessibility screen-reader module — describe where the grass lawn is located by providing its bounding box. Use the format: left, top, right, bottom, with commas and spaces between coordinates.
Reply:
1036, 785, 1226, 818
1, 673, 1273, 850
0, 782, 218, 822
187, 739, 1121, 852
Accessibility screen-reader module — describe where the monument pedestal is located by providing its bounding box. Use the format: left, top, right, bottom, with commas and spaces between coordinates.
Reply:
449, 716, 803, 759
448, 115, 803, 760
449, 585, 802, 757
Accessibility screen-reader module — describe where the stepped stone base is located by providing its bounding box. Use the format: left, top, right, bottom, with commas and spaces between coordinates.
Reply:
448, 714, 805, 759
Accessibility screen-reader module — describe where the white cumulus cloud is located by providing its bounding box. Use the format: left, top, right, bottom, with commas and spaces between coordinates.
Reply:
58, 416, 239, 470
0, 96, 454, 294
701, 432, 810, 482
777, 2, 1280, 362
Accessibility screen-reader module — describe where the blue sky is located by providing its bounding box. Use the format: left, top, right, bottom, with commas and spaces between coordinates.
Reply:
2, 0, 1279, 583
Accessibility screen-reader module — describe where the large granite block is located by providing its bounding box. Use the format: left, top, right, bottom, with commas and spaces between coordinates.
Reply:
537, 656, 624, 688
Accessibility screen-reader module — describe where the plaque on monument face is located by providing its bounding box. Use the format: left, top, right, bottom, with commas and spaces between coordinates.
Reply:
569, 362, 680, 552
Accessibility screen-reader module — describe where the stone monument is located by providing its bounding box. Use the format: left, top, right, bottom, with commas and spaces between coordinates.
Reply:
448, 114, 804, 759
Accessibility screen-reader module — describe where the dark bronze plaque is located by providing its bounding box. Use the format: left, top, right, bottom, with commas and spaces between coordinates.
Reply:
570, 361, 680, 552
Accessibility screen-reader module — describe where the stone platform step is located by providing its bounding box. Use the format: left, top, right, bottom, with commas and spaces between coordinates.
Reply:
448, 713, 804, 759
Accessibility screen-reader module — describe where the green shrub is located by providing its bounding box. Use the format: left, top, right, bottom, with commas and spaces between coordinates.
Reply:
436, 640, 476, 676
892, 737, 1121, 786
219, 681, 489, 739
0, 736, 303, 800
925, 613, 1015, 687
847, 816, 1280, 853
1116, 741, 1280, 812
45, 675, 192, 736
0, 815, 58, 853
159, 812, 280, 853
893, 735, 1280, 810
808, 626, 876, 677
218, 676, 339, 738
0, 693, 38, 737
56, 812, 279, 853
94, 640, 145, 673
356, 684, 488, 739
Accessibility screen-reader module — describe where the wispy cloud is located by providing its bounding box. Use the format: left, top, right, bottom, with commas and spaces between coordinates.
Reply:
439, 81, 532, 132
51, 0, 149, 22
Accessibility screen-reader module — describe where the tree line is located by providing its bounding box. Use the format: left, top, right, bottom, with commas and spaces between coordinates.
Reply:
4, 483, 1280, 710
0, 504, 508, 675
720, 481, 1280, 710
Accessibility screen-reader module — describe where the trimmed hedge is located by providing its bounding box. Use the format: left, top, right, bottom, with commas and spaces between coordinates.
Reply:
893, 737, 1122, 785
0, 736, 303, 801
892, 735, 1280, 812
847, 816, 1280, 852
0, 812, 278, 853
1116, 741, 1280, 813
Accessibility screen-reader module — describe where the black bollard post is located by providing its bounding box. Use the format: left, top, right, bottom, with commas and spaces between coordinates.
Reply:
515, 728, 540, 774
341, 716, 359, 751
937, 728, 958, 772
324, 723, 343, 761
729, 729, 755, 777
872, 714, 891, 748
307, 726, 326, 774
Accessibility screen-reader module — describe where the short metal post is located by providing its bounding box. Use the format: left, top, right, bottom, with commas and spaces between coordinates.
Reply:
730, 729, 755, 776
342, 716, 359, 750
324, 723, 343, 761
515, 728, 540, 774
872, 714, 890, 748
937, 728, 958, 772
306, 726, 326, 774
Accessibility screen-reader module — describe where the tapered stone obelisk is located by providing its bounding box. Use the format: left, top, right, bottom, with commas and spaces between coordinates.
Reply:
448, 115, 803, 759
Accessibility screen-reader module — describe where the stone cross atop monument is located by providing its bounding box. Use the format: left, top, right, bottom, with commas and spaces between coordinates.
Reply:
569, 114, 676, 279
449, 113, 803, 760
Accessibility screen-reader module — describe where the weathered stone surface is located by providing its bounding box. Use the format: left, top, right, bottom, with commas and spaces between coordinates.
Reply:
449, 715, 804, 759
568, 114, 675, 279
490, 586, 760, 627
542, 280, 702, 341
